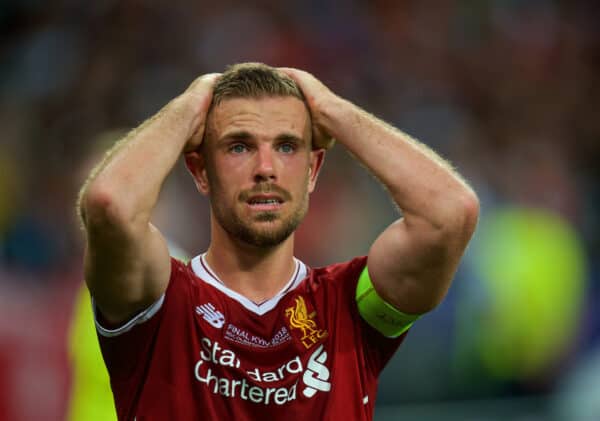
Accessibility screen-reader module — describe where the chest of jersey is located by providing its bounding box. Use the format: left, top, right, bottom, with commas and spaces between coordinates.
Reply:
101, 257, 394, 421
189, 286, 334, 408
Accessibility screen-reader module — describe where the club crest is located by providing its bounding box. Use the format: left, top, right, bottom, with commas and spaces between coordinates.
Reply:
285, 296, 328, 349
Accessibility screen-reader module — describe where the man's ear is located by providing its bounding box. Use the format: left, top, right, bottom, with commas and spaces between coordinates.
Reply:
184, 150, 210, 195
308, 149, 326, 193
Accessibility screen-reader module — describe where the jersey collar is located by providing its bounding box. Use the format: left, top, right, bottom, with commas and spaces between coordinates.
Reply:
190, 253, 308, 315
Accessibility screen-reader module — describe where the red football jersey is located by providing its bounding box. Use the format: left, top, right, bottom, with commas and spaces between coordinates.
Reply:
96, 255, 407, 420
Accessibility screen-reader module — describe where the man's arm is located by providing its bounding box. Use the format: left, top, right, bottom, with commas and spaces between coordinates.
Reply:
283, 69, 479, 316
78, 74, 218, 324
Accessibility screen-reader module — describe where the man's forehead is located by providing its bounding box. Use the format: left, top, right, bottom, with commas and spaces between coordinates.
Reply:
210, 96, 310, 136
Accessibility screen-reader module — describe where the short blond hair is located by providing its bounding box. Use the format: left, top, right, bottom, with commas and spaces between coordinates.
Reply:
209, 63, 336, 150
211, 63, 305, 106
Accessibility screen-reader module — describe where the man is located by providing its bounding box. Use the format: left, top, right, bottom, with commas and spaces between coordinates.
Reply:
78, 63, 479, 420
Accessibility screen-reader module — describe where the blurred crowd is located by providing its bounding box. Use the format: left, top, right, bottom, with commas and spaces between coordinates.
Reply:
1, 0, 599, 419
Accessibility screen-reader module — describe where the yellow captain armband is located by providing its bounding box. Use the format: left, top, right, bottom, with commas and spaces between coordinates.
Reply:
356, 266, 421, 338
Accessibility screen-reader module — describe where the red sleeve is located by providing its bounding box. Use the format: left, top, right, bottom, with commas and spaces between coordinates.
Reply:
96, 258, 190, 419
325, 256, 407, 376
354, 257, 407, 376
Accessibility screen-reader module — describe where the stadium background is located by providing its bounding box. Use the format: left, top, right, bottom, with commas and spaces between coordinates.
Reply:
1, 0, 599, 419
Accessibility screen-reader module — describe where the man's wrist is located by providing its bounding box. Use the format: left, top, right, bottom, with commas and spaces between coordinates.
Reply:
314, 95, 350, 141
170, 93, 210, 140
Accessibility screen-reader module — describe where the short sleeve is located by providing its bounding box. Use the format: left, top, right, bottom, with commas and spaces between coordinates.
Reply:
94, 258, 190, 381
323, 256, 408, 377
352, 258, 408, 376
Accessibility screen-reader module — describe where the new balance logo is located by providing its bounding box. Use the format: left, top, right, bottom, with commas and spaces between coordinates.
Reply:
302, 344, 331, 398
195, 303, 225, 329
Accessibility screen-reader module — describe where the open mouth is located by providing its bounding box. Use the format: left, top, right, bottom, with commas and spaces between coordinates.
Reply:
247, 195, 284, 211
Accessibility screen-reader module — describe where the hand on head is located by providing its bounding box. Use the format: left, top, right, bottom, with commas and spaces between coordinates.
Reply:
181, 67, 336, 155
278, 67, 336, 151
182, 73, 221, 154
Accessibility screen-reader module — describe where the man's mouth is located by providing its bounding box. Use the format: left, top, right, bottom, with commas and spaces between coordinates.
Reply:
246, 195, 284, 211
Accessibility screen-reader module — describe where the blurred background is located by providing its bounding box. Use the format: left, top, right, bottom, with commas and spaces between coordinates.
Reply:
1, 0, 599, 420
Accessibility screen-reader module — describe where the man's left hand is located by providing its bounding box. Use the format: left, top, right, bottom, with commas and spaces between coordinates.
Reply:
279, 67, 336, 150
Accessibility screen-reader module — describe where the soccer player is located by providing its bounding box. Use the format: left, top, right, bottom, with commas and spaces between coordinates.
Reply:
78, 63, 479, 420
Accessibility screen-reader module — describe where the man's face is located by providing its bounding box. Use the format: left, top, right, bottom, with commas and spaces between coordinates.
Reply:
193, 96, 323, 248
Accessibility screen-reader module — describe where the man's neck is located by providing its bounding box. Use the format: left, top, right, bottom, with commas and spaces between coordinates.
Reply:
204, 232, 297, 304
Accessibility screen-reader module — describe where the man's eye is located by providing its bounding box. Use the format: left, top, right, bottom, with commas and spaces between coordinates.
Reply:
278, 143, 295, 154
230, 144, 248, 154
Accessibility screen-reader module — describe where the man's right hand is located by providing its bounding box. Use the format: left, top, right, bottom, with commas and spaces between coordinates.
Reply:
181, 73, 220, 153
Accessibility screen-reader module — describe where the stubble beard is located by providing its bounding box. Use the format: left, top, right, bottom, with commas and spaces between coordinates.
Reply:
212, 188, 309, 248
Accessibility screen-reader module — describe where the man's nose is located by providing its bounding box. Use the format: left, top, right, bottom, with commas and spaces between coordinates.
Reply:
253, 145, 276, 182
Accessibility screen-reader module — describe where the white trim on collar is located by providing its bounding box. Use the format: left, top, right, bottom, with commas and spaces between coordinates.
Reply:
190, 253, 308, 316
